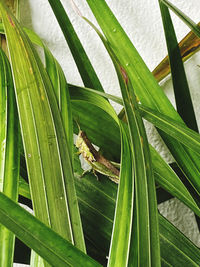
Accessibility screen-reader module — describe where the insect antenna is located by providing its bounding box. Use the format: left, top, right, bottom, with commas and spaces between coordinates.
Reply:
74, 117, 81, 133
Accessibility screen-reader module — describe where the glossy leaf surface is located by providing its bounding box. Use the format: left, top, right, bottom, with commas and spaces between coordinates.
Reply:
0, 192, 101, 267
0, 2, 85, 253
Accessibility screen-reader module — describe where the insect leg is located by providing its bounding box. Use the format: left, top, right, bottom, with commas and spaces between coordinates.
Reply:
92, 169, 99, 181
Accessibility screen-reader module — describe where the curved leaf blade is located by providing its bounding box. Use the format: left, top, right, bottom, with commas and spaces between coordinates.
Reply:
159, 1, 198, 132
152, 22, 200, 82
47, 0, 104, 92
108, 123, 133, 266
68, 85, 200, 216
118, 67, 160, 266
0, 192, 101, 267
161, 0, 200, 38
0, 2, 85, 252
84, 0, 200, 196
0, 47, 20, 266
73, 158, 200, 266
140, 105, 200, 156
44, 46, 74, 161
159, 214, 200, 267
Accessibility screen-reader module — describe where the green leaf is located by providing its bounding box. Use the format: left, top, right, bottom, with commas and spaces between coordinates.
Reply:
73, 159, 200, 266
84, 0, 200, 196
140, 105, 200, 157
70, 84, 122, 107
0, 23, 4, 33
116, 66, 161, 266
30, 252, 44, 267
13, 25, 120, 162
18, 176, 31, 200
4, 0, 20, 19
47, 0, 104, 92
21, 150, 200, 265
152, 22, 200, 82
0, 192, 101, 267
159, 214, 200, 266
68, 24, 161, 264
0, 1, 85, 253
68, 85, 200, 216
0, 47, 20, 266
69, 84, 118, 125
150, 146, 200, 217
161, 0, 200, 38
108, 123, 134, 266
159, 1, 198, 132
69, 86, 200, 157
44, 45, 74, 161
81, 17, 161, 262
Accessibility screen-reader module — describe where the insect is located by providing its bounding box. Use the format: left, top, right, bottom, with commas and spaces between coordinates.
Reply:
76, 129, 120, 184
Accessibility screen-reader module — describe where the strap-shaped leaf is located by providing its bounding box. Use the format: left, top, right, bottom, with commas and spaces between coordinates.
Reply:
4, 0, 19, 18
108, 123, 134, 266
73, 156, 200, 266
0, 21, 199, 85
0, 192, 101, 267
159, 214, 200, 266
85, 0, 200, 196
0, 0, 20, 53
19, 176, 31, 200
47, 0, 104, 92
152, 22, 200, 82
159, 1, 198, 132
44, 46, 74, 161
81, 18, 161, 263
70, 85, 200, 163
68, 85, 200, 216
115, 64, 161, 266
140, 105, 200, 156
161, 0, 200, 38
0, 1, 85, 253
0, 48, 20, 266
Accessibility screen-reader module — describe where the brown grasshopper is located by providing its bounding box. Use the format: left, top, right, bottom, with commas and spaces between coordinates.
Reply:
76, 129, 120, 184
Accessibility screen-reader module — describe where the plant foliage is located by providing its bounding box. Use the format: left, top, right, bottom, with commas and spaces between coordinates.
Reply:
0, 0, 200, 266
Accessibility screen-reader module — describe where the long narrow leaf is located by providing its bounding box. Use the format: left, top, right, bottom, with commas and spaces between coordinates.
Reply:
159, 1, 198, 132
68, 85, 200, 215
84, 0, 200, 196
108, 123, 134, 266
0, 0, 20, 53
0, 192, 101, 267
13, 25, 120, 161
44, 46, 74, 161
140, 105, 200, 156
4, 0, 19, 18
1, 21, 199, 85
81, 17, 162, 262
159, 214, 200, 266
18, 176, 31, 200
19, 144, 200, 266
116, 65, 160, 266
0, 48, 20, 266
152, 22, 200, 82
47, 0, 104, 92
150, 146, 200, 216
161, 0, 200, 38
65, 17, 161, 264
0, 2, 85, 254
69, 85, 200, 158
73, 157, 200, 266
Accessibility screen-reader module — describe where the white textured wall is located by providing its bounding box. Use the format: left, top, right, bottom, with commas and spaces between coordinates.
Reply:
15, 0, 200, 265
